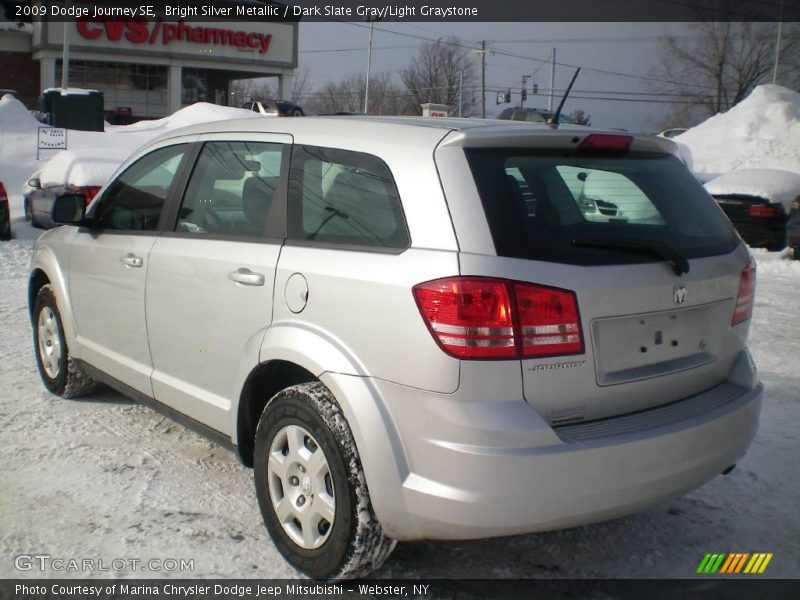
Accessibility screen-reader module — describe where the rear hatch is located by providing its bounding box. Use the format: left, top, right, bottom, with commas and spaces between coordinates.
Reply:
435, 130, 752, 424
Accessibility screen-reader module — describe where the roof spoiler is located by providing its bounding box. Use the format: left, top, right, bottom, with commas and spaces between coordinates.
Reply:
548, 68, 580, 129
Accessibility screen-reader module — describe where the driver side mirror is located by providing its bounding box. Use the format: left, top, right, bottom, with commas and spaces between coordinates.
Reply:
27, 178, 41, 189
52, 193, 87, 225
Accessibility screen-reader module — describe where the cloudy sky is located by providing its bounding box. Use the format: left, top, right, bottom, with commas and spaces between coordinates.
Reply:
296, 21, 697, 131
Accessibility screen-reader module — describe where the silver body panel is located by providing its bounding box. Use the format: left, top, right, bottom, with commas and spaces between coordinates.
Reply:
30, 116, 761, 541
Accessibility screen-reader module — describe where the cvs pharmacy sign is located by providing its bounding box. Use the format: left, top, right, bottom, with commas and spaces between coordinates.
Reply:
76, 18, 273, 54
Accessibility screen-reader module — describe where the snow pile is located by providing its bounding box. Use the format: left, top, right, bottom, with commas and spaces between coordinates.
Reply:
704, 168, 800, 211
106, 102, 258, 132
675, 85, 800, 182
0, 97, 261, 216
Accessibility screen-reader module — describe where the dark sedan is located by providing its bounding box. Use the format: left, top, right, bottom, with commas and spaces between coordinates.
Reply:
705, 169, 800, 252
25, 178, 100, 229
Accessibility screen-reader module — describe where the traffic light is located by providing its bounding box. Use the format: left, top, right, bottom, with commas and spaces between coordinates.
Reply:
521, 88, 527, 102
533, 83, 538, 94
505, 90, 511, 103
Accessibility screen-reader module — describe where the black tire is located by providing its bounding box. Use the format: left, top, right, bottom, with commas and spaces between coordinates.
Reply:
33, 284, 96, 398
793, 246, 800, 261
254, 382, 395, 579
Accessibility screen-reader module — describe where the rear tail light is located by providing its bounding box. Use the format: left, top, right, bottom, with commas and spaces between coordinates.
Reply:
748, 205, 781, 218
66, 185, 101, 204
413, 277, 584, 360
732, 258, 756, 325
0, 182, 7, 202
514, 283, 584, 357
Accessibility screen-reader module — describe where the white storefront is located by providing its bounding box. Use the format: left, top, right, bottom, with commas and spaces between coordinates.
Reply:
30, 16, 297, 118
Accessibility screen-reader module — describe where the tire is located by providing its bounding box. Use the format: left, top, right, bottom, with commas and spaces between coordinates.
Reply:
793, 246, 800, 261
33, 284, 97, 398
254, 382, 395, 580
24, 198, 31, 222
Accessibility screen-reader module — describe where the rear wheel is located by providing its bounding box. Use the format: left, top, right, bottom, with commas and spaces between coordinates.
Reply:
793, 246, 800, 261
33, 284, 96, 397
254, 382, 395, 579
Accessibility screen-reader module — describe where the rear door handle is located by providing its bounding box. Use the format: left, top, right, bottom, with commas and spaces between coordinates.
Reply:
228, 268, 265, 287
121, 253, 143, 268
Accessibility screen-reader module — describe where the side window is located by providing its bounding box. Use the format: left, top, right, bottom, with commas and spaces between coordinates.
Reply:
287, 145, 410, 250
176, 141, 284, 238
94, 144, 186, 231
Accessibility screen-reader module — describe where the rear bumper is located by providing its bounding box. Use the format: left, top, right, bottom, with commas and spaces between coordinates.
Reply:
353, 352, 762, 540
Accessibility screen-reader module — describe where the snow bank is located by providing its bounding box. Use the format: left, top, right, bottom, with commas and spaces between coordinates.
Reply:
106, 102, 258, 132
704, 168, 800, 211
675, 85, 800, 182
0, 97, 262, 216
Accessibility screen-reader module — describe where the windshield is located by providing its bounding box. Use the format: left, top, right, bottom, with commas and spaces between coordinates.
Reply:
465, 149, 739, 266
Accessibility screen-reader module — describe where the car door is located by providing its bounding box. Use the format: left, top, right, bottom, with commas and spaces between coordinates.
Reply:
69, 143, 190, 395
145, 135, 290, 434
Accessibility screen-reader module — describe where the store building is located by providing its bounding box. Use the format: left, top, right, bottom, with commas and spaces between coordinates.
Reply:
0, 8, 297, 120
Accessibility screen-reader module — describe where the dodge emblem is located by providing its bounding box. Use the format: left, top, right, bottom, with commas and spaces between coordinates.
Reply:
673, 284, 687, 306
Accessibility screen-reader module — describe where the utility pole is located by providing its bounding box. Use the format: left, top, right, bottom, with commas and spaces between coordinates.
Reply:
773, 0, 785, 84
548, 48, 556, 111
364, 19, 376, 114
480, 40, 486, 118
458, 71, 463, 117
61, 1, 71, 88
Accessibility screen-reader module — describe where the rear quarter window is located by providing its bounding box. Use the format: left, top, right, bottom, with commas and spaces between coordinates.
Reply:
287, 145, 410, 251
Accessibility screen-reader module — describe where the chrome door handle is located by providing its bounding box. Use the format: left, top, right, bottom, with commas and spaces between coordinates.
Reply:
121, 253, 143, 268
228, 268, 265, 286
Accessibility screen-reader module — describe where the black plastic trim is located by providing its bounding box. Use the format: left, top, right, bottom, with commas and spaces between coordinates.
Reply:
77, 360, 236, 453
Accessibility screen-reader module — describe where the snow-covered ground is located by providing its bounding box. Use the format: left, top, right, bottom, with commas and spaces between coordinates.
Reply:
0, 235, 798, 579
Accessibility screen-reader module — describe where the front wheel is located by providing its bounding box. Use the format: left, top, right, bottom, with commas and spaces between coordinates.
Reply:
33, 284, 96, 397
793, 245, 800, 261
254, 382, 395, 579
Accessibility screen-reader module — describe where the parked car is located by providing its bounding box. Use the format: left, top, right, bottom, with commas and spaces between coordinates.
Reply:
705, 168, 800, 251
242, 99, 304, 117
0, 182, 10, 241
31, 118, 761, 579
787, 196, 800, 260
24, 177, 101, 229
497, 107, 576, 125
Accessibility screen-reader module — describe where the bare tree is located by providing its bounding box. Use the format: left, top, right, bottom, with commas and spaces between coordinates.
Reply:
289, 67, 310, 103
304, 72, 415, 115
569, 109, 591, 126
400, 37, 477, 116
653, 20, 800, 127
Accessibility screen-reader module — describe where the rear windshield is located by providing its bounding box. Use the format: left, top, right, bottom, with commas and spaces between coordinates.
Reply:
465, 149, 739, 265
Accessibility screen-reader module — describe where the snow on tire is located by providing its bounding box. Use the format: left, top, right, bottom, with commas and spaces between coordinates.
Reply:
33, 284, 97, 398
254, 382, 396, 579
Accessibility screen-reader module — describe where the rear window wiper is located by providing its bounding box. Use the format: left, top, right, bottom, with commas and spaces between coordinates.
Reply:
570, 237, 690, 276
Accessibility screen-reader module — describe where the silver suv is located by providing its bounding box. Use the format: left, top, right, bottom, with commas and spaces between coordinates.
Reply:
30, 118, 762, 579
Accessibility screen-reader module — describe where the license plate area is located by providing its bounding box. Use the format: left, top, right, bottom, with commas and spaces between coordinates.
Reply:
591, 303, 723, 386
